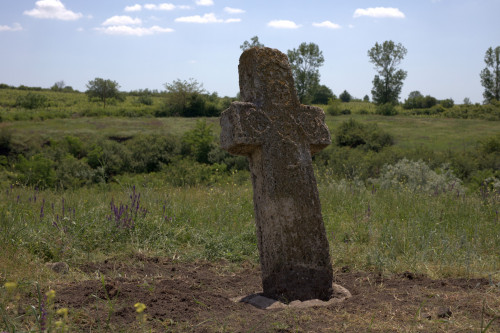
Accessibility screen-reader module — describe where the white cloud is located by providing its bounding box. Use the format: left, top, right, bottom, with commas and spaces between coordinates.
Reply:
103, 16, 141, 26
175, 13, 238, 23
144, 3, 176, 10
353, 7, 405, 19
224, 7, 245, 14
267, 20, 301, 29
348, 24, 355, 29
0, 23, 23, 32
312, 21, 341, 29
96, 25, 174, 36
178, 5, 192, 9
196, 0, 214, 6
125, 4, 142, 12
24, 0, 82, 21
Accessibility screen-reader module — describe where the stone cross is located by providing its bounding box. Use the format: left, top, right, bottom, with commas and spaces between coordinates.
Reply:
220, 47, 333, 301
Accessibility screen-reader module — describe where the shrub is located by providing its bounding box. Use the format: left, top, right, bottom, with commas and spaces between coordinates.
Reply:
335, 118, 394, 152
370, 158, 464, 195
15, 154, 56, 188
326, 98, 342, 116
126, 134, 180, 173
375, 103, 398, 116
15, 93, 48, 109
181, 120, 215, 163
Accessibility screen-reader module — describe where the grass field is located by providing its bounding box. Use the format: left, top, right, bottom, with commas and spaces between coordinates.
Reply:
0, 101, 499, 331
2, 114, 498, 153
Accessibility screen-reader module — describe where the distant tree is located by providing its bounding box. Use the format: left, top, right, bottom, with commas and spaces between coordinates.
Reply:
480, 46, 500, 103
368, 41, 408, 105
51, 80, 65, 91
287, 42, 325, 104
440, 98, 454, 108
463, 97, 472, 105
403, 91, 437, 109
311, 84, 334, 104
363, 95, 370, 102
339, 90, 352, 103
85, 78, 122, 108
240, 36, 264, 51
163, 78, 206, 117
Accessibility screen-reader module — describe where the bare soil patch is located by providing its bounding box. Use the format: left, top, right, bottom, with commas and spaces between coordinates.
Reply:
50, 255, 499, 332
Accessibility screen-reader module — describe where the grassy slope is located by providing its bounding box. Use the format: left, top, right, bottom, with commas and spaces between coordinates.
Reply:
2, 114, 498, 153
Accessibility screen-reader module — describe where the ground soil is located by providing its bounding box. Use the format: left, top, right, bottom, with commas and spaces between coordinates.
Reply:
50, 254, 499, 332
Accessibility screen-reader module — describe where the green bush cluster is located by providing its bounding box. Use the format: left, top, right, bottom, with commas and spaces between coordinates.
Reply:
335, 119, 394, 152
15, 93, 48, 110
0, 120, 248, 189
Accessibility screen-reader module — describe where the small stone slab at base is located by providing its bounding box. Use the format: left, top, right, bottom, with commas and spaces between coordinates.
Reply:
231, 283, 351, 310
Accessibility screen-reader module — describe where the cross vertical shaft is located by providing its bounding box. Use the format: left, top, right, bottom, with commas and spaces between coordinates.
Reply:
220, 47, 333, 301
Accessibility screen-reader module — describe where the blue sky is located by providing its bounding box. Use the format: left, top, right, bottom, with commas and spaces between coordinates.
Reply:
1, 0, 499, 103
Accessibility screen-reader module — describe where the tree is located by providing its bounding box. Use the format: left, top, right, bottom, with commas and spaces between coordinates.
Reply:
311, 84, 334, 104
51, 80, 65, 91
287, 42, 325, 103
339, 90, 352, 103
368, 41, 407, 105
240, 36, 264, 51
480, 46, 500, 103
363, 95, 370, 102
85, 78, 122, 108
163, 78, 206, 117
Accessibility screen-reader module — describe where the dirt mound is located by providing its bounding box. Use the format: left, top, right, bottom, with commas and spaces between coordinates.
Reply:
51, 256, 499, 332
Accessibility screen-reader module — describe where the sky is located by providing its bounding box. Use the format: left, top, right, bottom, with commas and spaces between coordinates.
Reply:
1, 0, 500, 104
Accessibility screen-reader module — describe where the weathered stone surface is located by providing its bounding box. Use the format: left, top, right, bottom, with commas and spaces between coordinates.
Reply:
220, 47, 333, 301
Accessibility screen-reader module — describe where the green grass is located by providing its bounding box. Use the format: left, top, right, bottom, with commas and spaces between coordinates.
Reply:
1, 173, 498, 283
2, 113, 497, 153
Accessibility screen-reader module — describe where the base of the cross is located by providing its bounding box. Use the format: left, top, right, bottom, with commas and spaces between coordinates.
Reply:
262, 266, 334, 302
231, 283, 351, 310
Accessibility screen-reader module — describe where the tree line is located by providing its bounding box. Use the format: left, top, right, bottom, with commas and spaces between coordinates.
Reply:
242, 36, 500, 108
2, 40, 498, 117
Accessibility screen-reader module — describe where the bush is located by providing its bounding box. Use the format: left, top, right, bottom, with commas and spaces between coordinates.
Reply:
126, 134, 180, 173
335, 119, 394, 152
181, 120, 215, 163
370, 158, 464, 195
375, 103, 398, 116
15, 154, 56, 188
15, 93, 48, 109
326, 98, 342, 116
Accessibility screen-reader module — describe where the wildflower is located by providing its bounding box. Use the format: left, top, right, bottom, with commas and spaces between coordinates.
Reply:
46, 289, 56, 301
4, 282, 17, 292
134, 302, 146, 313
55, 320, 63, 328
56, 307, 69, 318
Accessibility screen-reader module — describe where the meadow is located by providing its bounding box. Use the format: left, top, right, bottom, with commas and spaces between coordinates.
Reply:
0, 87, 499, 331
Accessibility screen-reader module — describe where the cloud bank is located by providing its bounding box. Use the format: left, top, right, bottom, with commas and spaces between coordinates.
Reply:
312, 21, 341, 29
224, 7, 245, 14
0, 23, 23, 32
98, 14, 173, 36
353, 7, 405, 19
175, 13, 239, 23
24, 0, 82, 21
267, 20, 301, 29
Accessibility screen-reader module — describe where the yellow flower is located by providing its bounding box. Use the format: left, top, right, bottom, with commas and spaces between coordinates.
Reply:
55, 320, 63, 327
57, 308, 69, 316
46, 289, 56, 301
134, 302, 146, 313
4, 282, 17, 292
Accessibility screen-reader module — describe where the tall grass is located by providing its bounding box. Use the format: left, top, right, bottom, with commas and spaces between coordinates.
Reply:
1, 173, 498, 284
